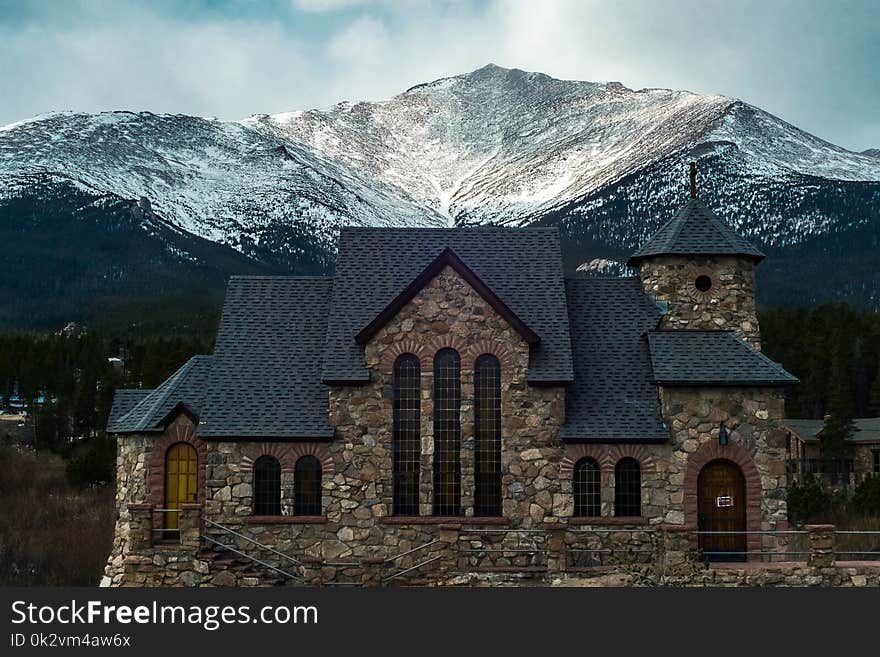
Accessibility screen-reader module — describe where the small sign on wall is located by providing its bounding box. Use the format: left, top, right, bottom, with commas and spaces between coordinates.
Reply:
716, 495, 734, 508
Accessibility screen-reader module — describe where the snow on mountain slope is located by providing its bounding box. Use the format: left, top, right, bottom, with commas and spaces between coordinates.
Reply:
1, 64, 879, 257
0, 110, 447, 249
252, 64, 880, 226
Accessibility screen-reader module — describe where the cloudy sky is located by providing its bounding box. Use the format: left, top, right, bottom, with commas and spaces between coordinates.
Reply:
1, 0, 877, 150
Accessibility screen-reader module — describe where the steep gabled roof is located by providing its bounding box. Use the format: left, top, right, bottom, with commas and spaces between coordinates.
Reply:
108, 356, 211, 433
106, 389, 152, 432
322, 227, 573, 384
627, 198, 765, 265
356, 247, 539, 345
647, 331, 798, 386
198, 276, 334, 439
560, 277, 669, 442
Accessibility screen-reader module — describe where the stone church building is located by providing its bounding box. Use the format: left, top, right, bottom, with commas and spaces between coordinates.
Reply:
104, 177, 798, 586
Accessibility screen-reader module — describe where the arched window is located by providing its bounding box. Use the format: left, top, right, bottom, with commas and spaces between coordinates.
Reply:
614, 458, 641, 517
393, 353, 421, 515
253, 455, 281, 516
164, 442, 197, 529
294, 455, 322, 516
433, 348, 461, 516
474, 354, 501, 516
573, 458, 601, 517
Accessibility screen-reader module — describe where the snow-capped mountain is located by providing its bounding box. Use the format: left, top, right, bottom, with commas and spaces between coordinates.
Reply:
1, 64, 879, 327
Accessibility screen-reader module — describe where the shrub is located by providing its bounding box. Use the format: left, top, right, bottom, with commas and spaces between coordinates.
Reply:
787, 475, 833, 524
0, 443, 115, 585
852, 475, 880, 516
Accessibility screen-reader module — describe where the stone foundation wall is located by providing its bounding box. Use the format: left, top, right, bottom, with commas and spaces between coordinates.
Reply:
638, 255, 761, 349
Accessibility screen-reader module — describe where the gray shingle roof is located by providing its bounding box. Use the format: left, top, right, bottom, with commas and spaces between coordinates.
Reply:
786, 418, 880, 444
647, 331, 798, 386
560, 277, 669, 442
106, 389, 152, 432
199, 276, 334, 439
322, 227, 573, 384
109, 356, 211, 433
627, 198, 765, 265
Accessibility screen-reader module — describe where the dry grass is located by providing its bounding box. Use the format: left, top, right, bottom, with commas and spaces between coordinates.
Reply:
0, 443, 115, 585
830, 516, 880, 561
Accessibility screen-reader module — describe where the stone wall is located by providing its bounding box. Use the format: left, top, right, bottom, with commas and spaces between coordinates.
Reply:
104, 265, 796, 586
330, 265, 568, 534
104, 434, 151, 584
637, 255, 761, 349
661, 386, 789, 551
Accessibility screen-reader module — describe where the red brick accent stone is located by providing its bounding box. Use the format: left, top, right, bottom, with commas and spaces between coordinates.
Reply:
462, 340, 514, 370
379, 339, 428, 373
380, 335, 514, 373
146, 416, 207, 509
239, 442, 334, 474
607, 444, 657, 473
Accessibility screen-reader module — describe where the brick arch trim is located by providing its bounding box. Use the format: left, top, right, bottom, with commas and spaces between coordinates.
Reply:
380, 341, 428, 373
560, 445, 612, 475
147, 420, 208, 508
379, 334, 514, 373
608, 445, 657, 474
239, 442, 334, 475
684, 441, 762, 552
463, 340, 514, 370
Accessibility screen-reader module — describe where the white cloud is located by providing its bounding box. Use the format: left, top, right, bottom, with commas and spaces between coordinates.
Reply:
0, 0, 877, 148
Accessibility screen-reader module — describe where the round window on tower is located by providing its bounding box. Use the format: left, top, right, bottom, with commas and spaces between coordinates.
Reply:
695, 275, 713, 292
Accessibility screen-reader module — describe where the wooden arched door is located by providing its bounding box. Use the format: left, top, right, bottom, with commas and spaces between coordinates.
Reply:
698, 460, 746, 561
164, 442, 197, 530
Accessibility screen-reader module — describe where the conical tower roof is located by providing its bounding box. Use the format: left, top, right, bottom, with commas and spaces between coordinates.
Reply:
627, 198, 765, 266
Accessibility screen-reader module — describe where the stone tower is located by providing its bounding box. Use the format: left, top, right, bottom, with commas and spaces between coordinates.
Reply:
627, 163, 765, 350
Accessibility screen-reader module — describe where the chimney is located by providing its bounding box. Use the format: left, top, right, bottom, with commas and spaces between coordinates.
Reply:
689, 162, 697, 199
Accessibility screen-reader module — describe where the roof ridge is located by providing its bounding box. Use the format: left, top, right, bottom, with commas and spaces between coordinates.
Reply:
354, 246, 540, 346
118, 356, 204, 431
648, 328, 736, 334
229, 275, 332, 281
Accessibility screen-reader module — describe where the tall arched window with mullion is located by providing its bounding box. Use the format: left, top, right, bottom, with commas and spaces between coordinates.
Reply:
614, 458, 641, 517
293, 455, 322, 516
253, 455, 281, 516
573, 458, 601, 517
474, 354, 501, 516
393, 354, 421, 515
433, 348, 461, 516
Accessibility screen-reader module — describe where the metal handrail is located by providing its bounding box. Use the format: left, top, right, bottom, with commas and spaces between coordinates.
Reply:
382, 538, 443, 583
204, 518, 303, 566
384, 539, 439, 563
567, 527, 657, 533
692, 530, 808, 535
201, 535, 302, 582
461, 529, 546, 534
383, 556, 442, 583
568, 548, 653, 554
701, 551, 810, 556
462, 548, 545, 553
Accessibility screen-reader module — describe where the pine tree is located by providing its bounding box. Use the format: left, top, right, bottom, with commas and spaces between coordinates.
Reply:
868, 370, 880, 417
818, 414, 855, 485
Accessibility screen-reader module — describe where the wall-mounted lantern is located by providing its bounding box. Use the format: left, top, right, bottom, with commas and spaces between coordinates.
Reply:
719, 422, 729, 446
